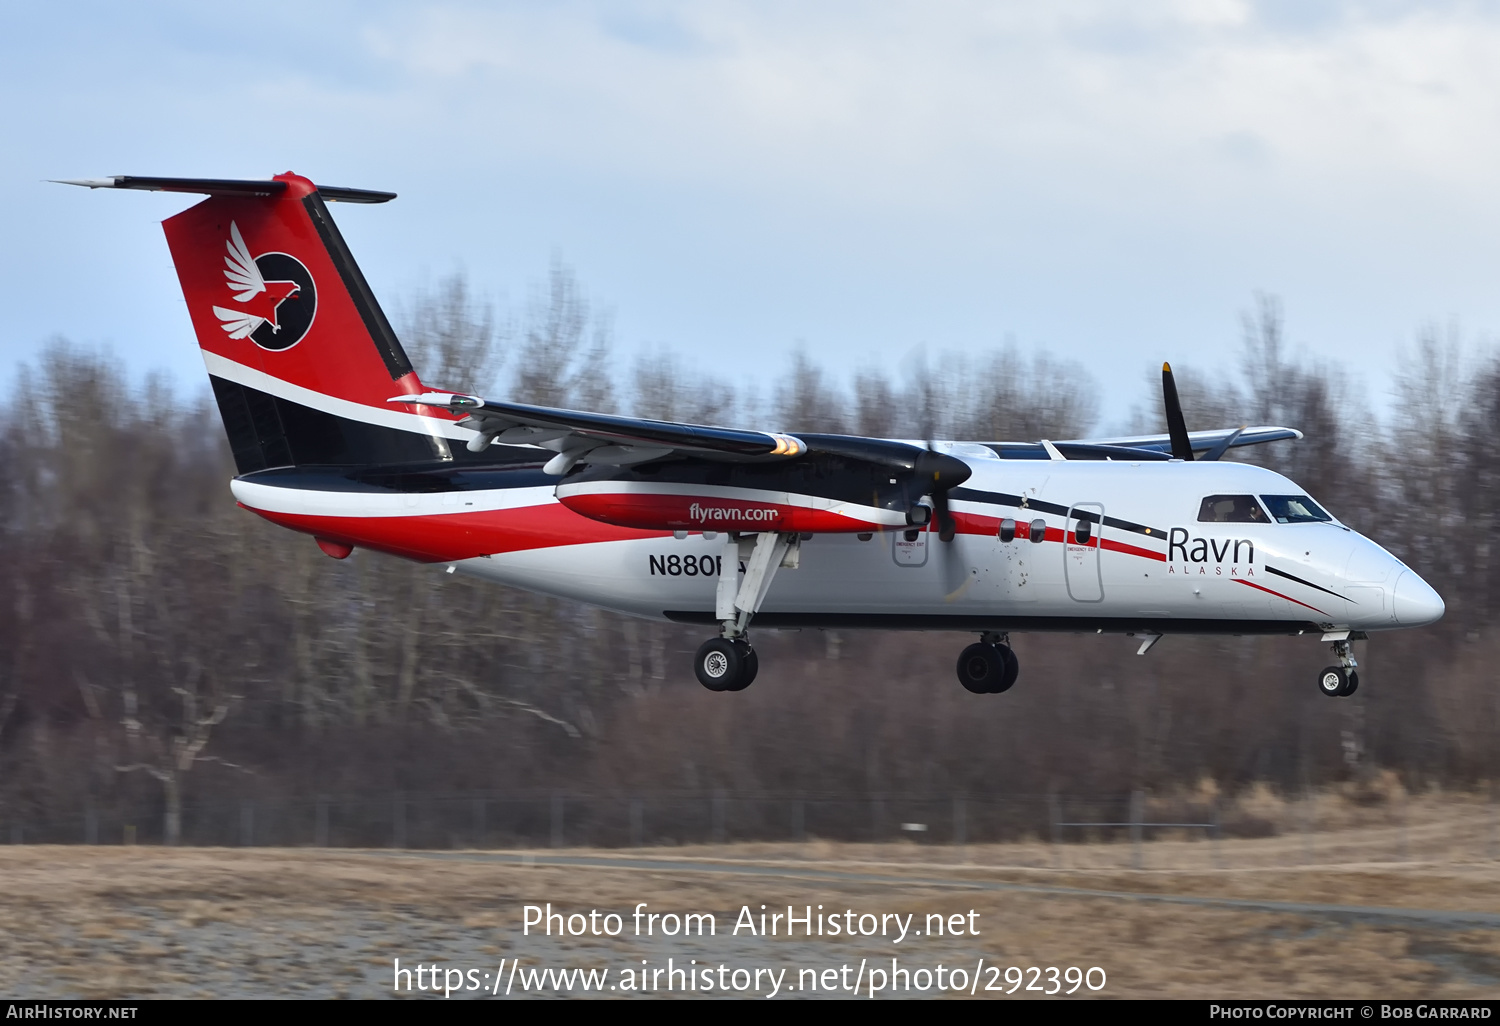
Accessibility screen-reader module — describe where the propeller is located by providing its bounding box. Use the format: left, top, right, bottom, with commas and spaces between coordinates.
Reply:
1161, 362, 1195, 461
916, 443, 976, 600
1160, 362, 1244, 462
917, 445, 970, 543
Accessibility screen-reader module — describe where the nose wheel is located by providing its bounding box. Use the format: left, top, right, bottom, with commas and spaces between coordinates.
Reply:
1318, 666, 1359, 696
1318, 638, 1360, 697
956, 634, 1019, 694
695, 638, 758, 692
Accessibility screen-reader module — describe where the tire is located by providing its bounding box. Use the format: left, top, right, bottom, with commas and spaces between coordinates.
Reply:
725, 642, 758, 692
1342, 670, 1359, 696
956, 643, 1004, 694
993, 645, 1019, 693
696, 638, 745, 692
1318, 666, 1348, 697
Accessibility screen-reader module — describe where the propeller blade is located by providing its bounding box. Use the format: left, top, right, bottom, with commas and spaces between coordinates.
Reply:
932, 486, 956, 543
1161, 362, 1194, 461
1200, 426, 1245, 462
916, 443, 974, 596
920, 443, 968, 542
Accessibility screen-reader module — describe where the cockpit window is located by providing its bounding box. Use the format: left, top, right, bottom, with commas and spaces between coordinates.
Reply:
1260, 494, 1332, 524
1197, 494, 1269, 524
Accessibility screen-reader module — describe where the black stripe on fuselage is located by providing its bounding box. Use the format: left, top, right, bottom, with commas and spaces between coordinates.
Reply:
950, 487, 1164, 540
210, 375, 545, 476
238, 461, 556, 492
1264, 564, 1349, 602
664, 611, 1322, 635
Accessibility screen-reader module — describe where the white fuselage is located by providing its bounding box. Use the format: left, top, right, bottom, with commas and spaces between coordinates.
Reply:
239, 452, 1438, 635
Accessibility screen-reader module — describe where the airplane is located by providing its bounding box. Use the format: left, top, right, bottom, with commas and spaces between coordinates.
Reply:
58, 172, 1445, 697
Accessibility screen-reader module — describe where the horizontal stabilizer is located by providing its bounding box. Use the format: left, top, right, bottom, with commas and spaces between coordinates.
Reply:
52, 176, 395, 204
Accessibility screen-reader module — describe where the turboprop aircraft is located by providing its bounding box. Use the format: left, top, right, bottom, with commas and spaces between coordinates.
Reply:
59, 172, 1445, 696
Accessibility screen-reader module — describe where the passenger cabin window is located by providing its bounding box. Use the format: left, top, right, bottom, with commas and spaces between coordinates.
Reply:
1197, 494, 1269, 524
1260, 494, 1332, 524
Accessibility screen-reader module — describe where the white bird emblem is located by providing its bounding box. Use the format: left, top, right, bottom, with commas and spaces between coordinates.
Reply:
212, 222, 301, 340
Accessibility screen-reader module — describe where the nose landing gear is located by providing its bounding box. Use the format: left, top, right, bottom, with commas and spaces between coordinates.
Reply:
1317, 638, 1360, 697
956, 633, 1019, 694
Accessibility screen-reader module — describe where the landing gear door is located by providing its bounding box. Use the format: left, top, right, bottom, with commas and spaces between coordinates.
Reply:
1065, 503, 1104, 602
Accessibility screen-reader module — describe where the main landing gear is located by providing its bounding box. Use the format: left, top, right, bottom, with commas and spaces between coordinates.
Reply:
956, 633, 1019, 695
695, 531, 800, 693
1318, 638, 1359, 697
694, 638, 759, 692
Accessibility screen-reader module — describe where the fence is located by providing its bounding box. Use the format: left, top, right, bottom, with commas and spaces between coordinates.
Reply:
3, 789, 1493, 869
2, 791, 1050, 849
1050, 790, 1219, 869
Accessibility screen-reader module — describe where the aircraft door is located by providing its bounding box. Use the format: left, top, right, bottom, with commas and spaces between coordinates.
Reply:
1065, 503, 1105, 602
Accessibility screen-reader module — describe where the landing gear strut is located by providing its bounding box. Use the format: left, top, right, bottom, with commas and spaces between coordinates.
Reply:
695, 531, 798, 692
1318, 638, 1359, 697
956, 632, 1019, 694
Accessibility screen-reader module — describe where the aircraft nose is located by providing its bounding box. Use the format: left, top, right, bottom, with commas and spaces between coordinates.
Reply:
1392, 570, 1445, 627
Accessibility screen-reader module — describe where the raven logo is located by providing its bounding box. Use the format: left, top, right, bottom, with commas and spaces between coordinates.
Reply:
212, 222, 316, 351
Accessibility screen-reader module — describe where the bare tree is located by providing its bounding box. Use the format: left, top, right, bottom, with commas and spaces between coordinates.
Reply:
631, 347, 738, 426
114, 660, 232, 847
773, 348, 848, 433
853, 368, 899, 437
511, 259, 615, 412
400, 274, 503, 395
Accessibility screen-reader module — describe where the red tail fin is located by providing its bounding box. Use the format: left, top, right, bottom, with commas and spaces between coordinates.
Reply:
162, 171, 423, 408
151, 172, 478, 472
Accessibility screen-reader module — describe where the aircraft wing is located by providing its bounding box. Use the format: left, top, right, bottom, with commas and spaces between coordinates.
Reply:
392, 393, 1301, 475
389, 391, 977, 484
1063, 426, 1302, 455
391, 391, 808, 474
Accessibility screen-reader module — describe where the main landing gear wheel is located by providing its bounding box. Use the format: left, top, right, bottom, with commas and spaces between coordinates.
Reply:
726, 644, 758, 692
956, 642, 1019, 694
695, 638, 757, 692
1318, 666, 1358, 697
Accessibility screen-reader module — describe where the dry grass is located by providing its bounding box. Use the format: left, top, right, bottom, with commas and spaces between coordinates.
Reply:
4, 791, 1500, 999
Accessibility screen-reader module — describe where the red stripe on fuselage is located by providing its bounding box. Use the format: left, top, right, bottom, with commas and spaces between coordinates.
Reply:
1100, 537, 1166, 561
246, 489, 1184, 568
1234, 578, 1327, 615
559, 491, 889, 533
242, 501, 668, 563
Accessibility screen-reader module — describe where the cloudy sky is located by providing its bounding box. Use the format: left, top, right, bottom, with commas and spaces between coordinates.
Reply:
3, 1, 1497, 428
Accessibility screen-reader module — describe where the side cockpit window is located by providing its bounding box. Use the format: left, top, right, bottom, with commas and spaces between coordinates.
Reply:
1260, 494, 1332, 524
1197, 494, 1268, 524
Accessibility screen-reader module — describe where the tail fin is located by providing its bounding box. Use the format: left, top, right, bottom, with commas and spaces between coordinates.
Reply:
159, 172, 462, 473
